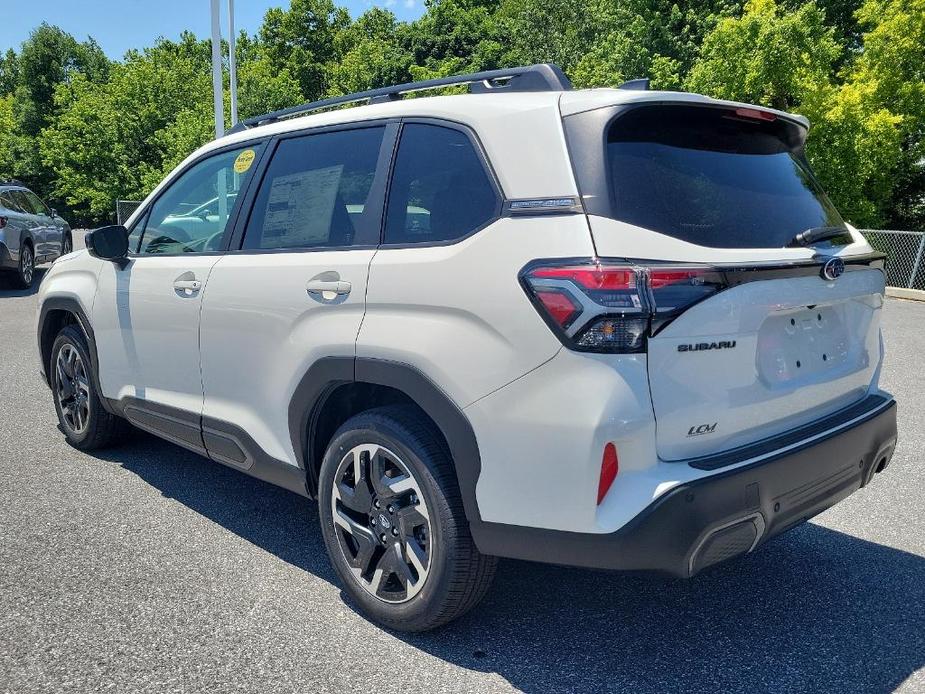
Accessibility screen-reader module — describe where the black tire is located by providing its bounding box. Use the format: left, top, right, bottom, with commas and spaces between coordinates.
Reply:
50, 324, 130, 450
61, 232, 72, 256
318, 405, 497, 631
12, 242, 34, 289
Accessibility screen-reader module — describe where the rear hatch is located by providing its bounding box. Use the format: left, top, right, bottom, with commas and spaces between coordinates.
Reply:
564, 101, 886, 461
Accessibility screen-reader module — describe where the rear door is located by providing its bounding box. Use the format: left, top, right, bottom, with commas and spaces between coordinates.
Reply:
199, 123, 394, 467
566, 102, 886, 461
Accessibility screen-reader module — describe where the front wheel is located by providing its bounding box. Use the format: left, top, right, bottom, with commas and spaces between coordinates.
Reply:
318, 406, 497, 631
50, 324, 129, 450
12, 244, 34, 289
61, 232, 72, 256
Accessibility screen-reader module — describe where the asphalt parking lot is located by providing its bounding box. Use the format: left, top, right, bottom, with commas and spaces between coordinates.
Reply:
1, 257, 923, 693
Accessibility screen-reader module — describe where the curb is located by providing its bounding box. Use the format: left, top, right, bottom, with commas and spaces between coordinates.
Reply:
886, 287, 925, 302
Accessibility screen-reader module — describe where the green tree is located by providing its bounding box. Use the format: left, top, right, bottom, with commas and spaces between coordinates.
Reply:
851, 0, 925, 227
687, 0, 840, 111
0, 94, 15, 178
40, 37, 213, 222
259, 0, 351, 100
686, 0, 905, 226
0, 49, 18, 96
328, 8, 412, 94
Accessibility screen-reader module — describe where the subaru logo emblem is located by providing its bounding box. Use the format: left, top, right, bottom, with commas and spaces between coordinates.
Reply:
821, 257, 845, 281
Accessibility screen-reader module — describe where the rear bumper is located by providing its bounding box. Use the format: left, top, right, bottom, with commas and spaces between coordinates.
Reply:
474, 397, 897, 577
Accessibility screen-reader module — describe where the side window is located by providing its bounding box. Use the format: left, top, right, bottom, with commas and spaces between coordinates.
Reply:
127, 209, 150, 254
137, 143, 263, 255
242, 126, 385, 250
0, 191, 20, 212
23, 190, 50, 216
384, 124, 498, 245
10, 191, 36, 214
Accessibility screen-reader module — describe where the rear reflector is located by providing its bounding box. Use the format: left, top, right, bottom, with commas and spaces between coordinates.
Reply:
597, 443, 619, 504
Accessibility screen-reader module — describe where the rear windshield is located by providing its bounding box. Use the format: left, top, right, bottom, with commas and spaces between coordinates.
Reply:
606, 105, 846, 249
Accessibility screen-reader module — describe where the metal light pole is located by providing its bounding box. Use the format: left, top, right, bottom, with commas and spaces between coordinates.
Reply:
210, 0, 228, 223
209, 0, 225, 139
228, 0, 239, 126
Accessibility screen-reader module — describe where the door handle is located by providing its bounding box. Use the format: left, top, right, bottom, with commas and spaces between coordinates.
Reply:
173, 279, 202, 292
306, 279, 351, 296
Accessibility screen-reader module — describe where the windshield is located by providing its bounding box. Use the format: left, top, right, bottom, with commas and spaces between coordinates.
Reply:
605, 105, 846, 249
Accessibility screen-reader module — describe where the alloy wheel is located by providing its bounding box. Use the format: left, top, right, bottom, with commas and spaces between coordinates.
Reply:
21, 246, 33, 285
330, 443, 432, 603
55, 344, 91, 435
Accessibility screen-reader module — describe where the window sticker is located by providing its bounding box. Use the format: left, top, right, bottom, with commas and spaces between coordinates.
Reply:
233, 149, 256, 174
262, 165, 344, 245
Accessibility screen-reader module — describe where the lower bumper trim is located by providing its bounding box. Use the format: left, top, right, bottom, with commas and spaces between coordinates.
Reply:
472, 399, 897, 577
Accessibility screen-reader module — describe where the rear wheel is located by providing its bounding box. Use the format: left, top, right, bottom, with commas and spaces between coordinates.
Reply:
12, 243, 34, 289
51, 324, 129, 450
318, 406, 497, 631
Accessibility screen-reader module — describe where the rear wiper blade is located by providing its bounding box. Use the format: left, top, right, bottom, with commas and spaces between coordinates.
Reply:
787, 226, 851, 247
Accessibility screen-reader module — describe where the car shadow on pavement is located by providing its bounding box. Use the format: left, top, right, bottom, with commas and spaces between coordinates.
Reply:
96, 433, 925, 694
0, 267, 46, 296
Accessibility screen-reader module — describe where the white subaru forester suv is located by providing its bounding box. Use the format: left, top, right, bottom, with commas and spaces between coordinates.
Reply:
37, 64, 898, 631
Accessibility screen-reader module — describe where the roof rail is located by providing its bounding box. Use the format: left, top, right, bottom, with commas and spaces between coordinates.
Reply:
228, 63, 572, 134
0, 179, 26, 187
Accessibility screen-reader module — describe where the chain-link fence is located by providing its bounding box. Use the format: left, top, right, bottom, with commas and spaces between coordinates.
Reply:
115, 200, 143, 225
861, 229, 925, 291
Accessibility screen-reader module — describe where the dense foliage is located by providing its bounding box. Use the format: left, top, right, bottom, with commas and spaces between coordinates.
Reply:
0, 0, 921, 229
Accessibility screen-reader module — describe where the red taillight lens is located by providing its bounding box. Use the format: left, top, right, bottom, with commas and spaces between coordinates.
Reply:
521, 260, 726, 352
648, 269, 705, 288
597, 443, 619, 504
531, 266, 636, 291
534, 289, 580, 328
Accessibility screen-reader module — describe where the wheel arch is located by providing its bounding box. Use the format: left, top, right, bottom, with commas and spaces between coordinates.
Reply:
291, 357, 484, 529
37, 297, 116, 415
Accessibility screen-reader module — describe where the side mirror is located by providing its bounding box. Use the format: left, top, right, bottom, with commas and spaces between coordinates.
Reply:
86, 225, 130, 267
50, 208, 58, 218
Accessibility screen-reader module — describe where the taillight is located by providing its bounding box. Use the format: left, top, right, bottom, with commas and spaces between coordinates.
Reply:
521, 259, 725, 353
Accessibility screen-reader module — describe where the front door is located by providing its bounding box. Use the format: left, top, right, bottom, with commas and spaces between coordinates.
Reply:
22, 190, 58, 258
93, 143, 265, 446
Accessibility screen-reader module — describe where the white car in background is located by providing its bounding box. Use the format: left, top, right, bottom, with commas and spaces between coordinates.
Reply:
36, 64, 898, 631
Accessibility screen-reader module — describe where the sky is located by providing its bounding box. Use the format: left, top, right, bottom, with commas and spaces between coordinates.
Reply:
0, 0, 427, 59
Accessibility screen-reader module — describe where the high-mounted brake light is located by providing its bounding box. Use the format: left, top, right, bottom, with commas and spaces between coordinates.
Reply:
732, 107, 777, 122
521, 260, 726, 353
